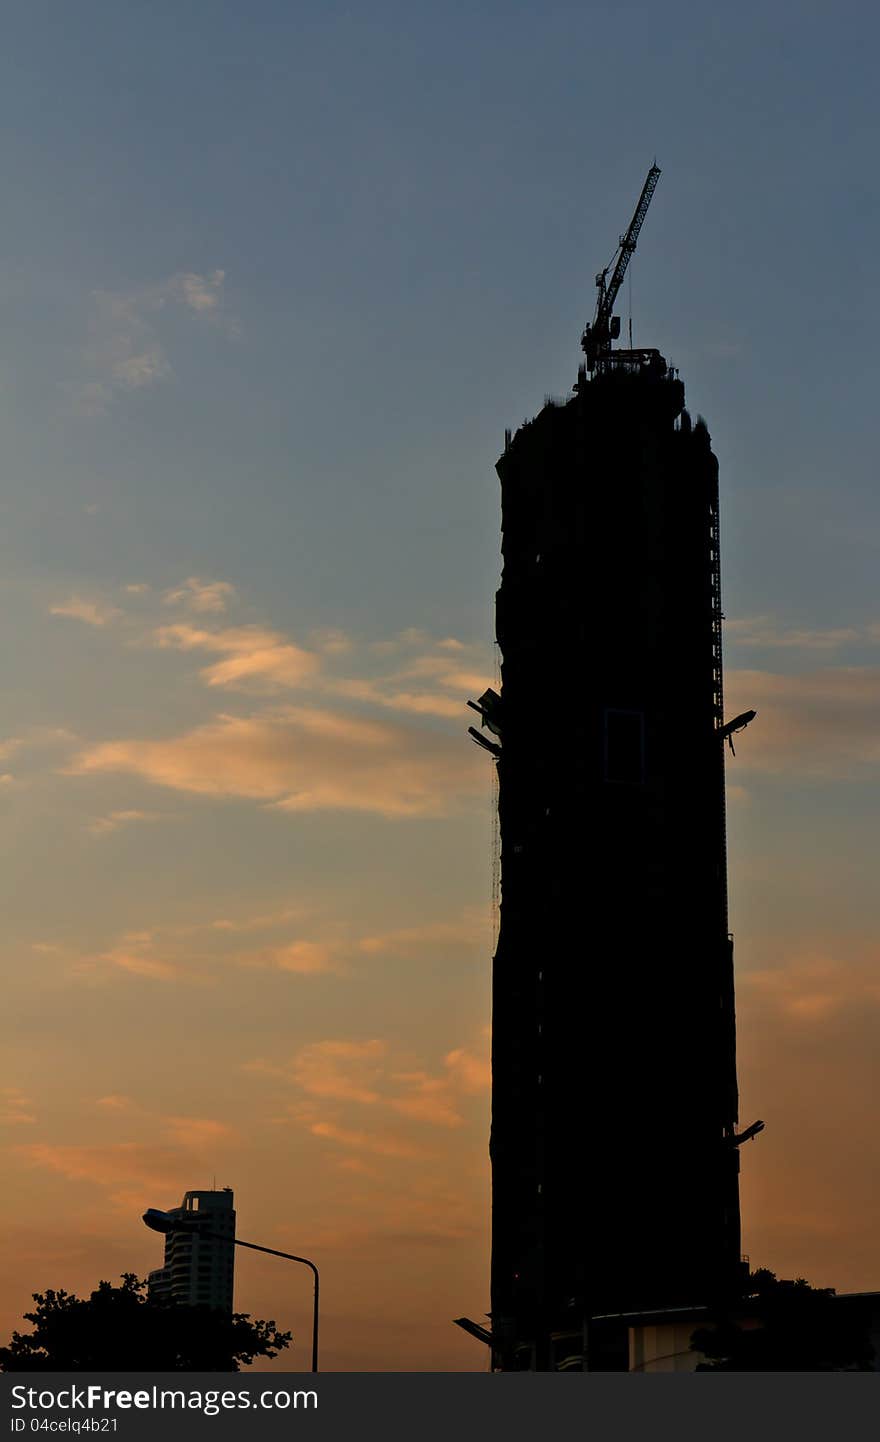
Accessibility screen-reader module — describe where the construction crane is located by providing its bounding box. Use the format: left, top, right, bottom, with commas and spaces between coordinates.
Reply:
581, 163, 661, 372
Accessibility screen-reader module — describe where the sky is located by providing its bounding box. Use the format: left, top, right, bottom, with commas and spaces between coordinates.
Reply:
1, 0, 879, 1371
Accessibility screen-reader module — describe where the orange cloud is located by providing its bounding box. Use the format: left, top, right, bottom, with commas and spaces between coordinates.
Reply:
304, 1178, 484, 1251
389, 1045, 490, 1129
88, 809, 160, 837
740, 950, 880, 1023
726, 666, 880, 777
309, 628, 352, 655
0, 1088, 36, 1126
102, 947, 180, 981
215, 908, 305, 933
726, 617, 860, 651
270, 940, 341, 974
267, 1036, 489, 1138
0, 727, 77, 764
368, 628, 431, 654
735, 937, 880, 1288
444, 1046, 491, 1095
308, 1121, 425, 1159
18, 1142, 184, 1202
154, 623, 320, 691
388, 1075, 466, 1129
18, 1108, 236, 1215
391, 647, 493, 696
358, 914, 487, 955
327, 677, 464, 719
291, 1041, 387, 1103
68, 706, 483, 818
321, 631, 492, 718
163, 578, 236, 614
162, 1117, 237, 1149
49, 596, 122, 627
73, 270, 233, 417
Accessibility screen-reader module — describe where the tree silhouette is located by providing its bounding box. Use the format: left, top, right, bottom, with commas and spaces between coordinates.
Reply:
0, 1274, 292, 1372
691, 1268, 874, 1371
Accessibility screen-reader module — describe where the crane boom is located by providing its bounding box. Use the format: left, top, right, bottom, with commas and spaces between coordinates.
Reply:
581, 164, 661, 370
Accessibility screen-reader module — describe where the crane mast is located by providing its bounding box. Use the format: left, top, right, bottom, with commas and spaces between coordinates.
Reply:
581, 164, 661, 371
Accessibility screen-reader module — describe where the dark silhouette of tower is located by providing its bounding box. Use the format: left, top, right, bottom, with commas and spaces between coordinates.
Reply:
457, 171, 761, 1371
481, 351, 743, 1371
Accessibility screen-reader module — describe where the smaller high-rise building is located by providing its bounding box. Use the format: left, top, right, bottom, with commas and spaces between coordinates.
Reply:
147, 1188, 236, 1312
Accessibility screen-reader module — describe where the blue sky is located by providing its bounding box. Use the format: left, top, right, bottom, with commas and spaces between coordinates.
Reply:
1, 0, 879, 1370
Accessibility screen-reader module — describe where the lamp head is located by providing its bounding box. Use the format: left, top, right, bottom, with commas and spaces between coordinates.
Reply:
142, 1208, 176, 1234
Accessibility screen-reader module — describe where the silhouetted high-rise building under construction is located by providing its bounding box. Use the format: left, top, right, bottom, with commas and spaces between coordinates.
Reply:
462, 169, 759, 1371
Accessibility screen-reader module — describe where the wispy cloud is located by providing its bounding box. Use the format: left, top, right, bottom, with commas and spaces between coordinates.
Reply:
387, 1073, 468, 1129
67, 705, 483, 818
49, 596, 122, 627
368, 628, 432, 654
175, 271, 227, 314
95, 931, 183, 982
235, 931, 348, 976
741, 950, 880, 1023
251, 1035, 490, 1142
163, 578, 236, 615
18, 1118, 232, 1211
443, 1045, 491, 1095
291, 1040, 388, 1103
0, 727, 77, 788
317, 624, 493, 715
45, 602, 492, 818
44, 574, 491, 728
305, 1121, 425, 1159
153, 623, 320, 691
53, 908, 355, 990
387, 1046, 491, 1130
327, 677, 464, 719
226, 905, 485, 979
71, 269, 233, 417
206, 906, 307, 934
152, 613, 491, 714
101, 946, 181, 981
65, 904, 480, 995
726, 616, 861, 651
162, 1117, 237, 1149
88, 809, 160, 837
309, 628, 353, 656
17, 1142, 185, 1210
0, 1088, 36, 1127
358, 914, 487, 955
726, 665, 880, 777
269, 940, 342, 975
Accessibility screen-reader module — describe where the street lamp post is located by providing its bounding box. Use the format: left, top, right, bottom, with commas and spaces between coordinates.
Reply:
143, 1209, 320, 1373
